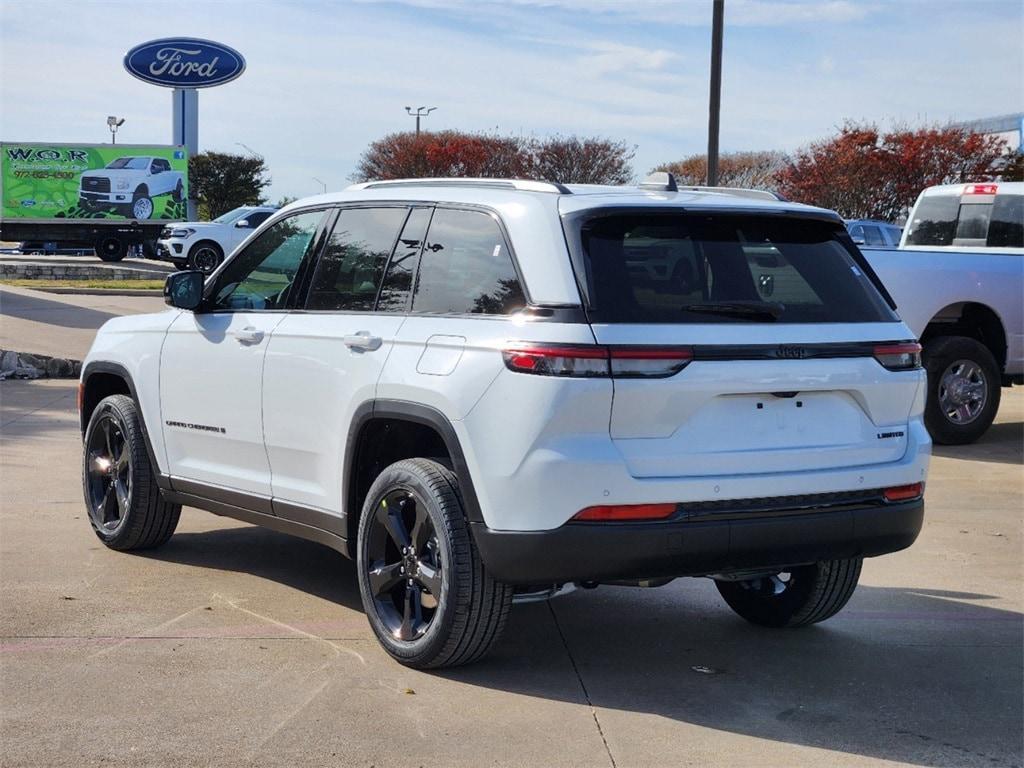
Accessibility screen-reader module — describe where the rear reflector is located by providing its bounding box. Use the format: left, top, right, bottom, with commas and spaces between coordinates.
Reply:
883, 483, 924, 502
965, 184, 998, 195
77, 382, 84, 413
503, 343, 692, 378
573, 503, 678, 522
873, 342, 922, 371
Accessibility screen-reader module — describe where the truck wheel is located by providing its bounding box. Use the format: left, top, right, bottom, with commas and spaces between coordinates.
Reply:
188, 241, 223, 274
131, 189, 154, 220
923, 336, 1001, 445
95, 236, 127, 262
356, 458, 513, 669
715, 558, 862, 628
82, 394, 180, 551
172, 180, 184, 203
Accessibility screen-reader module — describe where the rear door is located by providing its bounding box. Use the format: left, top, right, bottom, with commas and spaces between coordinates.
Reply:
261, 205, 421, 517
566, 210, 922, 478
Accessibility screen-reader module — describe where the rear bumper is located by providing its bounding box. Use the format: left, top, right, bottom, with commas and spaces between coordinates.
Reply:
471, 497, 924, 585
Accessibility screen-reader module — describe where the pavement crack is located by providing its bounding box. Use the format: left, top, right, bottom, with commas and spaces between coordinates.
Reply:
548, 601, 617, 768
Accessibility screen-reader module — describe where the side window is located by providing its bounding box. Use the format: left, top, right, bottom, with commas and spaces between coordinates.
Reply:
150, 159, 161, 173
378, 207, 432, 313
987, 195, 1024, 248
305, 207, 408, 312
862, 225, 886, 246
412, 208, 525, 315
210, 209, 325, 311
246, 211, 273, 228
848, 223, 865, 242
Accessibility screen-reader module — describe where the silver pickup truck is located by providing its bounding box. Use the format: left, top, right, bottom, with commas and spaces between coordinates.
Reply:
863, 182, 1023, 444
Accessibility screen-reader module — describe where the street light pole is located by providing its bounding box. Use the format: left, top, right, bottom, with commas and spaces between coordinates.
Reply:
405, 106, 437, 135
707, 0, 725, 186
312, 177, 326, 194
107, 115, 125, 145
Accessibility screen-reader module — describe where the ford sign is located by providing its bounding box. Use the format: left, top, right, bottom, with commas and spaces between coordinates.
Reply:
124, 38, 245, 88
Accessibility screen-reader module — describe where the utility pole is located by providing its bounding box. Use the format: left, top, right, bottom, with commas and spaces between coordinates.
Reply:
707, 0, 725, 186
405, 106, 437, 135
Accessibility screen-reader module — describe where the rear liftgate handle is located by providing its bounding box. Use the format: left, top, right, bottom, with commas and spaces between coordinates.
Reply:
343, 331, 383, 351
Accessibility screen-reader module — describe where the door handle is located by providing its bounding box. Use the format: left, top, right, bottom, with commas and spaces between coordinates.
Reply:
235, 326, 264, 345
343, 331, 382, 351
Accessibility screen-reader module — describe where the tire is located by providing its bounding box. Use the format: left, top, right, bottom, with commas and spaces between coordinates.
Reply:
94, 236, 127, 262
356, 458, 513, 669
715, 558, 862, 628
923, 335, 1001, 445
82, 394, 180, 551
131, 189, 154, 220
188, 241, 224, 274
172, 180, 184, 203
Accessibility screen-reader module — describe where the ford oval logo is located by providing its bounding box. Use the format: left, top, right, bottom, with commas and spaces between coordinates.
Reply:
123, 38, 245, 88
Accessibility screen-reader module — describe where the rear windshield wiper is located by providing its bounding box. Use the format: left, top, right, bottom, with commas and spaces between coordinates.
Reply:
680, 301, 784, 321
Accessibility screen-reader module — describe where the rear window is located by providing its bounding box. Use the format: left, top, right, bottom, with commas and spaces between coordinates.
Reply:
905, 196, 959, 245
569, 212, 896, 324
987, 195, 1024, 247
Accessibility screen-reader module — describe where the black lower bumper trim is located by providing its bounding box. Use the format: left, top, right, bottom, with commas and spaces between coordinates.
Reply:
471, 499, 924, 585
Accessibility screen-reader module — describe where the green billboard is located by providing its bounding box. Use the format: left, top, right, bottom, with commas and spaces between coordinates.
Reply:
1, 143, 188, 222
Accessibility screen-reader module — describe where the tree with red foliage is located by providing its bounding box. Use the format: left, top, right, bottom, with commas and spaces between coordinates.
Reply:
777, 122, 1008, 221
353, 131, 635, 185
652, 150, 786, 191
530, 136, 635, 184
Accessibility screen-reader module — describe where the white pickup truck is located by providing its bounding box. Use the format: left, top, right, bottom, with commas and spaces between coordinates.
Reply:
862, 182, 1023, 444
78, 155, 185, 220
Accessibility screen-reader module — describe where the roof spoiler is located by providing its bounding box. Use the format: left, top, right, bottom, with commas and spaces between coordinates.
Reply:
639, 172, 782, 201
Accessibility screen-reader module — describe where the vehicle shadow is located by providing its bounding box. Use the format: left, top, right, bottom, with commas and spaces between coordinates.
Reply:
932, 419, 1023, 466
149, 525, 1023, 767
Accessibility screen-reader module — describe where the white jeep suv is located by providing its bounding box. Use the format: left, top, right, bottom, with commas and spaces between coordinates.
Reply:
79, 175, 930, 669
156, 205, 278, 273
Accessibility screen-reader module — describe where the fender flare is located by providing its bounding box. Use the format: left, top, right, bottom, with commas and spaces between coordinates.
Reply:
80, 361, 170, 490
343, 400, 485, 525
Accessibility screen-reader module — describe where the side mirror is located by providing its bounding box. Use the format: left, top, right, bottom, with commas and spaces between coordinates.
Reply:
850, 233, 866, 246
164, 270, 205, 310
234, 219, 249, 228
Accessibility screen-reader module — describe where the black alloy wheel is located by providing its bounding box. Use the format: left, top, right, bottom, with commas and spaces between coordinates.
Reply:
364, 488, 443, 641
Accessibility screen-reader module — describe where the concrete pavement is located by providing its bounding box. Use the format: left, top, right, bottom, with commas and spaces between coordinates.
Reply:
0, 380, 1021, 767
0, 284, 165, 360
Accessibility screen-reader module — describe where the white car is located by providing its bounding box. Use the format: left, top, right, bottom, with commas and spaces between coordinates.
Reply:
79, 156, 185, 220
156, 205, 277, 273
79, 174, 929, 668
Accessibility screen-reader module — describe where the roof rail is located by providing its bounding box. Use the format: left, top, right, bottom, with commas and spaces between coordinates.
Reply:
347, 178, 573, 194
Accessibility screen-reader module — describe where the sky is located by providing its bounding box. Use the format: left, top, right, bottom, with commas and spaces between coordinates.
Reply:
1, 0, 1021, 202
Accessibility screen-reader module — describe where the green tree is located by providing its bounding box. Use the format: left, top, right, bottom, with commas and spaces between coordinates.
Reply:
189, 151, 270, 220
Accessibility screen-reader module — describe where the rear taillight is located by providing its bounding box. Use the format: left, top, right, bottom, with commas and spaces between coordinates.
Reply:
502, 343, 692, 379
873, 342, 922, 371
572, 503, 678, 522
964, 183, 998, 195
883, 483, 924, 502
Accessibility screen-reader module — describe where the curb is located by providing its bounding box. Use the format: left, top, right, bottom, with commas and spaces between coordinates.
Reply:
0, 350, 82, 381
23, 287, 163, 297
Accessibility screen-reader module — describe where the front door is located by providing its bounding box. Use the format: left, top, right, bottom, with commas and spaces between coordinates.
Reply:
159, 208, 328, 496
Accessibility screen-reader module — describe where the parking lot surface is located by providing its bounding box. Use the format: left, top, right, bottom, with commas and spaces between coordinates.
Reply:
1, 380, 1021, 768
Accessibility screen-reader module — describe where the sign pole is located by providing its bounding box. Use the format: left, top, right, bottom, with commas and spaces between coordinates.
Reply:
172, 88, 199, 219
